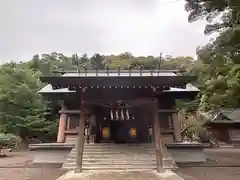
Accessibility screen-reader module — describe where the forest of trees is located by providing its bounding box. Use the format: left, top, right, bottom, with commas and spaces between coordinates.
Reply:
0, 0, 239, 143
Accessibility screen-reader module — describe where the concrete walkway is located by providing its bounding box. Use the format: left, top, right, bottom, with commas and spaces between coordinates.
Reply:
57, 170, 184, 180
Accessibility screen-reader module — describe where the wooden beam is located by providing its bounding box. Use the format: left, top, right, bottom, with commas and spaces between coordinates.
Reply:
158, 109, 178, 113
59, 110, 82, 114
78, 88, 159, 103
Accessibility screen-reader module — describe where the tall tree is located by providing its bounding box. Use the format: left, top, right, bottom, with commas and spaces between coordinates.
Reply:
90, 53, 105, 69
0, 65, 56, 142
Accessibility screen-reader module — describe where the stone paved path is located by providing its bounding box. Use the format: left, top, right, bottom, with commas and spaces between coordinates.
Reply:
57, 170, 184, 180
1, 148, 240, 180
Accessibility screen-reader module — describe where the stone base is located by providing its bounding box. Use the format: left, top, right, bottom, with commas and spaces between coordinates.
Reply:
29, 143, 73, 164
166, 142, 206, 164
56, 170, 184, 180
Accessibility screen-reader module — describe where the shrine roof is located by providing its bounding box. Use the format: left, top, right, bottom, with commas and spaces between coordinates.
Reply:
61, 71, 177, 77
204, 109, 240, 124
40, 70, 197, 88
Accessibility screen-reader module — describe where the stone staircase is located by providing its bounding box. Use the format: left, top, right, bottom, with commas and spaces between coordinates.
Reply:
65, 135, 78, 144
62, 143, 177, 171
162, 143, 178, 169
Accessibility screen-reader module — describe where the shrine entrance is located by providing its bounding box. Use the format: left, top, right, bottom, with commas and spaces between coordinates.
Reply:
110, 121, 129, 143
97, 104, 150, 143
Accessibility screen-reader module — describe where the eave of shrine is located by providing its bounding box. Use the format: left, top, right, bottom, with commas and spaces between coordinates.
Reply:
39, 83, 199, 94
205, 108, 240, 124
40, 71, 197, 89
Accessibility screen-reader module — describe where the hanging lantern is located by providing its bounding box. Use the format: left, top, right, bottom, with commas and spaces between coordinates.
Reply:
102, 127, 110, 139
115, 109, 119, 120
126, 108, 130, 120
121, 108, 124, 120
110, 109, 113, 120
129, 128, 137, 137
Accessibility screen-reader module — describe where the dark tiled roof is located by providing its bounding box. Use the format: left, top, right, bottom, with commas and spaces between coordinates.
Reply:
39, 70, 199, 94
212, 109, 240, 123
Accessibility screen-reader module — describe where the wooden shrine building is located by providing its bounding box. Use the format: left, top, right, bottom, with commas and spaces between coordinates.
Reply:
38, 68, 200, 172
205, 109, 240, 145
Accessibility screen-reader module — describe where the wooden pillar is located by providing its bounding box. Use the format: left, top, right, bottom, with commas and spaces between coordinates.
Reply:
172, 112, 182, 142
75, 87, 87, 173
153, 99, 163, 172
57, 104, 67, 143
75, 113, 85, 173
67, 116, 71, 130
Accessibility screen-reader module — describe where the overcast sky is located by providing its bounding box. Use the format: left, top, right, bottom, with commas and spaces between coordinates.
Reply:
0, 0, 211, 62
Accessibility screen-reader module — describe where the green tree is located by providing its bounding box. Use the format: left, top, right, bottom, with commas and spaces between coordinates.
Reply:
0, 65, 56, 143
184, 0, 240, 112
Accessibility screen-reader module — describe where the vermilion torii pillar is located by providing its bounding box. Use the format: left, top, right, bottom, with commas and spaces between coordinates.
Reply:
57, 103, 67, 143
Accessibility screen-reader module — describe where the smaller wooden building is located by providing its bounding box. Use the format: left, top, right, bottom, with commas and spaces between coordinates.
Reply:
205, 109, 240, 145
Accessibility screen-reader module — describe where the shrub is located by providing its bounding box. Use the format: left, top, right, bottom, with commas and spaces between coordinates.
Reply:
180, 113, 209, 142
0, 133, 19, 155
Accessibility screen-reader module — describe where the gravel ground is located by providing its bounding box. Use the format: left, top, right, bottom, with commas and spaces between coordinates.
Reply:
57, 170, 183, 180
175, 167, 240, 180
175, 148, 240, 180
0, 148, 240, 180
0, 151, 66, 180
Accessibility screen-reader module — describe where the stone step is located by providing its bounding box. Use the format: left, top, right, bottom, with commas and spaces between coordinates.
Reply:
68, 155, 156, 159
65, 140, 77, 142
65, 161, 157, 165
67, 157, 156, 161
66, 139, 77, 141
162, 157, 177, 169
69, 153, 156, 157
65, 138, 77, 140
62, 143, 177, 170
68, 156, 155, 160
65, 136, 78, 144
71, 149, 156, 153
82, 149, 155, 152
66, 158, 173, 164
83, 144, 155, 146
63, 164, 157, 170
65, 160, 173, 166
68, 156, 156, 160
65, 141, 76, 144
82, 150, 155, 152
70, 153, 156, 157
81, 148, 156, 151
83, 144, 155, 147
64, 162, 175, 170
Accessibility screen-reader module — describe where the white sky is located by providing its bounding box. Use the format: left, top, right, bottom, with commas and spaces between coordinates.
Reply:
0, 0, 211, 62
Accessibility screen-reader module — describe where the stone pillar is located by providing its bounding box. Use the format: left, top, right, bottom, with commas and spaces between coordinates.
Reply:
153, 100, 163, 172
57, 104, 67, 143
172, 112, 182, 142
